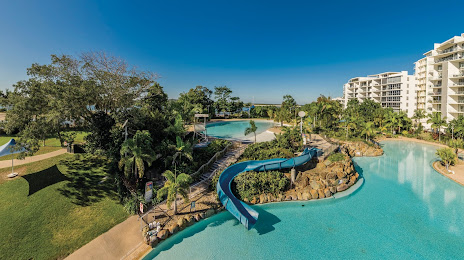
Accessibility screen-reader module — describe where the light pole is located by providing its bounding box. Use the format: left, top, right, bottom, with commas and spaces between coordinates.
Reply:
298, 111, 306, 144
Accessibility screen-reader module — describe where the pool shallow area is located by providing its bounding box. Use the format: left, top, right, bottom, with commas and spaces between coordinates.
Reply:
205, 120, 276, 140
143, 141, 464, 259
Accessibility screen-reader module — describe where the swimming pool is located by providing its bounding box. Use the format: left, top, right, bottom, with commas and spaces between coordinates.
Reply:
143, 141, 464, 259
205, 120, 276, 140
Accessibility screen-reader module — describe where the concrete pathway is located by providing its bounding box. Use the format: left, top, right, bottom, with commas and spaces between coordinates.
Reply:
0, 148, 67, 169
66, 215, 150, 260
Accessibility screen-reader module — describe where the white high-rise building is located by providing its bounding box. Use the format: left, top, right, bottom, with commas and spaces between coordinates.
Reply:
343, 71, 416, 117
414, 33, 464, 122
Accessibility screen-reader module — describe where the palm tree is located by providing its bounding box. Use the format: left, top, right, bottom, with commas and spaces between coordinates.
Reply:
361, 122, 375, 141
412, 109, 427, 129
448, 138, 463, 157
386, 111, 397, 134
436, 148, 456, 170
172, 136, 193, 166
244, 120, 258, 143
427, 112, 447, 142
157, 170, 192, 214
119, 130, 158, 180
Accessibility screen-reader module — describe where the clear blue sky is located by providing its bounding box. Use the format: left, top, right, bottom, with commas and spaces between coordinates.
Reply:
0, 0, 463, 104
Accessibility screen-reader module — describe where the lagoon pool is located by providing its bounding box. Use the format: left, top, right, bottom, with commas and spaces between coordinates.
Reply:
143, 141, 464, 259
205, 120, 276, 140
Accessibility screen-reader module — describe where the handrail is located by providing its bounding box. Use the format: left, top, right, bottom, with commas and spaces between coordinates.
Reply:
191, 142, 233, 179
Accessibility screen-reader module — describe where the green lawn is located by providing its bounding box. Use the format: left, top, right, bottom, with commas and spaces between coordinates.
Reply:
0, 131, 89, 147
0, 153, 129, 259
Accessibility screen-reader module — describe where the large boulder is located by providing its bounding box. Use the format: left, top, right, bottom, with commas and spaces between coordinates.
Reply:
157, 229, 169, 240
205, 208, 215, 218
310, 180, 320, 190
302, 191, 309, 200
177, 218, 187, 230
185, 216, 195, 226
318, 189, 325, 199
150, 236, 159, 247
324, 188, 332, 197
194, 213, 202, 222
310, 189, 319, 199
168, 224, 179, 235
337, 184, 349, 192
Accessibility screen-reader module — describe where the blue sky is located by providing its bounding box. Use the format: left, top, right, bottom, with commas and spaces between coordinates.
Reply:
0, 0, 463, 104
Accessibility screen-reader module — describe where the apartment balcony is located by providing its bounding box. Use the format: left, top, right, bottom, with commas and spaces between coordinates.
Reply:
428, 92, 442, 96
431, 99, 442, 104
435, 54, 464, 63
451, 73, 464, 78
436, 46, 462, 55
430, 76, 443, 81
450, 82, 464, 87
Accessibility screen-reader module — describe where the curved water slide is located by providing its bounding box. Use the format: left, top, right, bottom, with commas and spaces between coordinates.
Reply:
216, 147, 320, 230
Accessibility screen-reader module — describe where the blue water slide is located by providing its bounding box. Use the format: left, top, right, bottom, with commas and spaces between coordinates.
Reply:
216, 147, 320, 230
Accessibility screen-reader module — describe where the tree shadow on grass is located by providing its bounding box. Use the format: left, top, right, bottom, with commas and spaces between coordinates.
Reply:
57, 154, 117, 206
22, 165, 69, 196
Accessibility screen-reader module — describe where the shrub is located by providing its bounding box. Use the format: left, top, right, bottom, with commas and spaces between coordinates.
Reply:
436, 148, 457, 170
232, 171, 289, 201
328, 152, 346, 162
123, 196, 138, 214
418, 132, 433, 141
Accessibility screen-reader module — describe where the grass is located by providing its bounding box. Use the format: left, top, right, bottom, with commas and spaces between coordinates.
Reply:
0, 131, 89, 147
0, 153, 129, 259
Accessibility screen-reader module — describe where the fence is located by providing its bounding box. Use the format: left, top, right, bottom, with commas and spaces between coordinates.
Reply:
191, 142, 234, 180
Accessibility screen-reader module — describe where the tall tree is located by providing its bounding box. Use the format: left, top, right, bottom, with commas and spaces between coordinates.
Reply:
157, 170, 192, 214
118, 130, 159, 181
244, 120, 258, 143
214, 86, 232, 113
427, 112, 447, 142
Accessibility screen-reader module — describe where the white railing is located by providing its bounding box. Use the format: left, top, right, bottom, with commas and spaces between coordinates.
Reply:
191, 142, 233, 179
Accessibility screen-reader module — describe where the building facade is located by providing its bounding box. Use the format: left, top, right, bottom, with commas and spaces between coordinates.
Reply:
414, 33, 464, 122
343, 71, 416, 117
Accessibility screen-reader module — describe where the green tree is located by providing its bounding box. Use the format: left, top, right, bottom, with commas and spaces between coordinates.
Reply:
448, 138, 463, 157
282, 95, 297, 125
157, 170, 192, 214
118, 130, 158, 181
361, 122, 375, 141
214, 86, 232, 113
436, 148, 456, 170
176, 86, 213, 122
427, 112, 447, 142
244, 120, 258, 143
412, 109, 427, 129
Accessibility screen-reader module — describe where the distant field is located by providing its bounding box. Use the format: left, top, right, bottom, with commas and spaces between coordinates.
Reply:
0, 153, 128, 259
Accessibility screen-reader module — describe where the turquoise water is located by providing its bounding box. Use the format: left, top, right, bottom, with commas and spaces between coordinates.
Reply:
205, 120, 276, 140
144, 141, 464, 259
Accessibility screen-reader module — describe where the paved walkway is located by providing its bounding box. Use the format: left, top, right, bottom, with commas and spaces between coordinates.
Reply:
0, 148, 67, 169
66, 215, 150, 260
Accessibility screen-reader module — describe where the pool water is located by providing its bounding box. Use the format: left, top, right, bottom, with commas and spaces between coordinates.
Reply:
205, 120, 276, 140
143, 141, 464, 259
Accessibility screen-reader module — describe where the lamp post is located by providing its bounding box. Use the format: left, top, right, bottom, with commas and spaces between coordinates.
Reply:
298, 111, 306, 145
